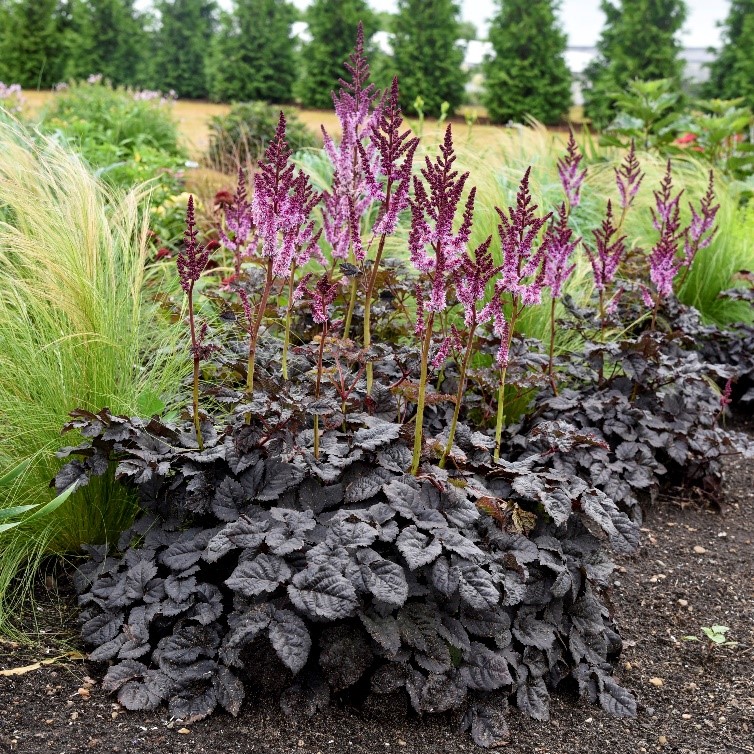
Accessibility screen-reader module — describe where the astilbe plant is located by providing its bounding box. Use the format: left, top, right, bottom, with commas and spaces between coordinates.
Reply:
243, 112, 321, 393
46, 32, 754, 750
177, 195, 212, 449
408, 124, 475, 473
362, 78, 419, 393
487, 168, 550, 460
320, 23, 382, 339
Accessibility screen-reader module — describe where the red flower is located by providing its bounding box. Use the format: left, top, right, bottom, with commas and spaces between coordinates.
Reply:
155, 247, 171, 260
675, 132, 697, 145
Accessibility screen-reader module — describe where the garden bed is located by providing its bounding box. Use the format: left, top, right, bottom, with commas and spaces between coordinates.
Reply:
1, 447, 751, 754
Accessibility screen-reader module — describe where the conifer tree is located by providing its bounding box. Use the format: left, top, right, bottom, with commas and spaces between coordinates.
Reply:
483, 0, 571, 125
0, 0, 64, 88
208, 0, 296, 103
65, 0, 151, 86
391, 0, 466, 116
584, 0, 687, 127
154, 0, 215, 99
298, 0, 377, 109
705, 0, 754, 109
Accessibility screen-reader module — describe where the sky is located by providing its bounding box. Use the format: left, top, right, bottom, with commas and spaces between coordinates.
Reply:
289, 0, 730, 48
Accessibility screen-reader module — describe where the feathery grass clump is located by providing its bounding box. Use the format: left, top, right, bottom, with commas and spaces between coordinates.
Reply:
0, 117, 188, 637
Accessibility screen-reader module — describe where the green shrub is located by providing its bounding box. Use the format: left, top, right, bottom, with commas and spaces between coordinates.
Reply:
207, 102, 318, 173
0, 118, 188, 637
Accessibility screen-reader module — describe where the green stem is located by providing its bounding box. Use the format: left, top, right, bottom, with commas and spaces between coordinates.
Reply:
439, 323, 476, 469
410, 312, 435, 475
313, 322, 327, 460
187, 288, 204, 451
548, 297, 558, 396
343, 275, 358, 340
246, 259, 274, 419
281, 264, 296, 381
493, 365, 508, 463
364, 177, 393, 394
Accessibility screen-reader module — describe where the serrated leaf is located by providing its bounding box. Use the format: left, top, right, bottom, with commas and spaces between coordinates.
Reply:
288, 566, 358, 620
225, 554, 291, 597
463, 702, 510, 749
345, 467, 394, 503
598, 676, 637, 717
102, 659, 147, 693
353, 420, 401, 451
213, 666, 245, 717
396, 526, 442, 570
82, 610, 124, 646
461, 643, 513, 691
459, 563, 499, 610
512, 608, 556, 650
357, 549, 408, 607
169, 687, 217, 723
268, 609, 311, 674
517, 677, 550, 721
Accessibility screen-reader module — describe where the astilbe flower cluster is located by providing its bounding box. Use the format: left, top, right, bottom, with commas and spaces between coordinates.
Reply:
648, 161, 685, 303
321, 22, 382, 262
220, 168, 255, 279
489, 167, 551, 365
557, 130, 587, 210
615, 140, 644, 217
252, 113, 321, 278
682, 170, 719, 272
362, 77, 419, 391
409, 125, 476, 314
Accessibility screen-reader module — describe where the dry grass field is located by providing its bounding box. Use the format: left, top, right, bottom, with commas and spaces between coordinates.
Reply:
19, 90, 570, 163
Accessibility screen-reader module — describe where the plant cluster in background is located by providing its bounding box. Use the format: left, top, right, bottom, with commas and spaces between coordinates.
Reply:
601, 79, 754, 183
207, 102, 318, 175
0, 81, 24, 117
47, 31, 754, 748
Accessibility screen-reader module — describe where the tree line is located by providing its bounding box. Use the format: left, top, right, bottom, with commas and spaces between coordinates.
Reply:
0, 0, 752, 126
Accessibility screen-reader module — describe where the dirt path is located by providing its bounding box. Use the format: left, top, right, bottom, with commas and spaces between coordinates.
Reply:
1, 455, 752, 754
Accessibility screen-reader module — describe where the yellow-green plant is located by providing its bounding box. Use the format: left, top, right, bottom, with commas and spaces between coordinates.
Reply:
0, 118, 188, 637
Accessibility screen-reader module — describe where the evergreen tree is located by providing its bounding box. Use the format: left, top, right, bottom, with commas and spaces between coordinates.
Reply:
584, 0, 687, 127
208, 0, 296, 103
154, 0, 215, 99
391, 0, 466, 116
66, 0, 152, 86
0, 0, 65, 87
705, 0, 754, 109
298, 0, 377, 109
483, 0, 571, 125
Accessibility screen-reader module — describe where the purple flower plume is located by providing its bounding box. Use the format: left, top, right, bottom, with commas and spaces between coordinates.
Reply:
585, 200, 626, 293
321, 23, 382, 260
453, 236, 497, 327
311, 276, 340, 324
649, 161, 684, 300
478, 168, 551, 368
544, 203, 580, 299
495, 167, 550, 303
409, 125, 475, 313
683, 170, 719, 269
252, 113, 321, 277
368, 77, 419, 237
221, 168, 256, 275
177, 195, 211, 294
615, 140, 644, 212
557, 130, 586, 209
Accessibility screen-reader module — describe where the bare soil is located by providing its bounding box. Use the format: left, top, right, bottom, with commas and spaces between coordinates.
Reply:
1, 455, 752, 754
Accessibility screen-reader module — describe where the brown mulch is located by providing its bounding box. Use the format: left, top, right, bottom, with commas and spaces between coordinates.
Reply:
1, 456, 752, 754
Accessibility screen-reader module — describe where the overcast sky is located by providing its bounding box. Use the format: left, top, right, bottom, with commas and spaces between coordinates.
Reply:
289, 0, 730, 48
